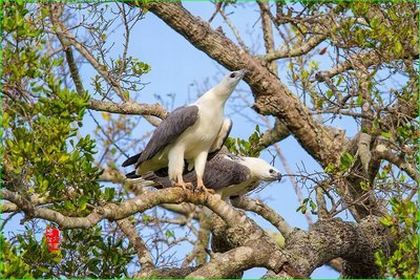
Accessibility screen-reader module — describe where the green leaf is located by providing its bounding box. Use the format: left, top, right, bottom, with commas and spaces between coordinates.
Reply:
381, 131, 392, 139
309, 200, 317, 211
394, 40, 403, 55
165, 230, 175, 239
79, 195, 88, 211
326, 89, 333, 99
339, 152, 354, 172
336, 76, 343, 86
103, 188, 115, 201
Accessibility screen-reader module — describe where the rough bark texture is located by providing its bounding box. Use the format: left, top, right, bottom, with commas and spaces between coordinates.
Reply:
3, 186, 391, 278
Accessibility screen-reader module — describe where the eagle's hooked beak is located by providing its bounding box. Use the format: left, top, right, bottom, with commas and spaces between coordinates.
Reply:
237, 69, 247, 78
276, 172, 282, 182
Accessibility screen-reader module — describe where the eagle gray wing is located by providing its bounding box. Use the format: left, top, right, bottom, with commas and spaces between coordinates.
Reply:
208, 119, 232, 160
136, 105, 199, 168
140, 152, 250, 191
202, 153, 250, 190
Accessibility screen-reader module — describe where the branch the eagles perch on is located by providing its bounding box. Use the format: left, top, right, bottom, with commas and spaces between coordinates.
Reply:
2, 1, 418, 279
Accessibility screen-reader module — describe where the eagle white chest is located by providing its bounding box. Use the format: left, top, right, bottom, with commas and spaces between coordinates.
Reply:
181, 103, 224, 158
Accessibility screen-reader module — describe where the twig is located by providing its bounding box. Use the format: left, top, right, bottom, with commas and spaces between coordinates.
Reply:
219, 8, 247, 50
116, 218, 155, 275
272, 143, 313, 224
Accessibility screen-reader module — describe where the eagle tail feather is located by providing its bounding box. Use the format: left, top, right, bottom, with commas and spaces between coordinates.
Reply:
141, 171, 159, 181
125, 171, 141, 179
122, 152, 142, 167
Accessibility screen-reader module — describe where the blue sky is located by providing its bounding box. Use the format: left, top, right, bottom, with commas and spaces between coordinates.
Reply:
3, 2, 364, 278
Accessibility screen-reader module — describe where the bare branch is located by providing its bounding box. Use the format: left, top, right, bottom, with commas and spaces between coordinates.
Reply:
272, 143, 313, 224
116, 218, 155, 275
2, 188, 244, 229
315, 48, 419, 82
188, 244, 271, 278
374, 144, 419, 182
218, 8, 247, 50
88, 99, 168, 119
231, 196, 293, 237
182, 211, 211, 267
263, 34, 327, 62
257, 1, 277, 73
252, 118, 290, 153
48, 3, 128, 101
2, 201, 19, 212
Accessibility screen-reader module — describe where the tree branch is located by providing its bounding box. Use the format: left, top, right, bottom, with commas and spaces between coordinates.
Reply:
49, 3, 129, 101
231, 196, 293, 237
138, 1, 341, 168
182, 210, 211, 267
2, 188, 245, 229
374, 143, 419, 182
88, 99, 168, 119
252, 118, 290, 153
116, 218, 155, 275
218, 8, 247, 50
4, 185, 391, 278
263, 34, 327, 62
48, 4, 167, 127
315, 48, 419, 82
187, 244, 269, 278
257, 1, 278, 73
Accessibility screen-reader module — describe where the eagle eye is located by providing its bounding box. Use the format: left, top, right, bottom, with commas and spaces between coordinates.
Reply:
269, 169, 275, 174
230, 73, 236, 78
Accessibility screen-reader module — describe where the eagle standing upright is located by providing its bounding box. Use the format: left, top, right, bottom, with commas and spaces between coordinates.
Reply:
122, 69, 246, 191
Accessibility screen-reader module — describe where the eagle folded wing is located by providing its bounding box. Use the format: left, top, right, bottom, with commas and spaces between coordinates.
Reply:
121, 106, 199, 168
209, 119, 232, 155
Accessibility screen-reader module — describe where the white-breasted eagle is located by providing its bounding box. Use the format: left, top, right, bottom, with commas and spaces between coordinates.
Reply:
122, 70, 246, 191
126, 149, 282, 199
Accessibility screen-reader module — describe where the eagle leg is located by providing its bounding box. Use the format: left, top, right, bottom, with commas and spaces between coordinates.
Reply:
195, 177, 215, 194
173, 175, 193, 191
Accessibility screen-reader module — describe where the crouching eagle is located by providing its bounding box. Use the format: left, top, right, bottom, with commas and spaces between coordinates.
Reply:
122, 70, 246, 192
126, 149, 282, 199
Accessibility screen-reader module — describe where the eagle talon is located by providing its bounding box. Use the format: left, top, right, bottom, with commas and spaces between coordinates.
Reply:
195, 184, 215, 194
174, 182, 193, 191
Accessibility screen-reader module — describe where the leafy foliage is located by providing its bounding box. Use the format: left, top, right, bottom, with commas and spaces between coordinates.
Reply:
296, 197, 317, 215
1, 226, 136, 278
58, 226, 136, 278
225, 125, 262, 157
2, 2, 136, 277
0, 236, 33, 279
374, 199, 419, 279
3, 1, 102, 214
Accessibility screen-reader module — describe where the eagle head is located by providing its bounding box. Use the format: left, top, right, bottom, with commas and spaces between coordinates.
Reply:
218, 69, 247, 95
241, 157, 282, 181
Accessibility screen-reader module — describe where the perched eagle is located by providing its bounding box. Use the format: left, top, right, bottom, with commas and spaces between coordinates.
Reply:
122, 70, 246, 192
126, 149, 282, 199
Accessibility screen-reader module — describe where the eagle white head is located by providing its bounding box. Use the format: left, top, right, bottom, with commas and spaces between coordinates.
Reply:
240, 157, 282, 181
214, 69, 247, 97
